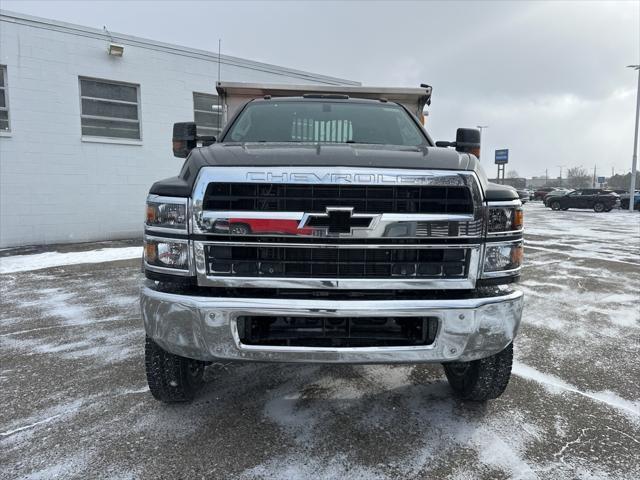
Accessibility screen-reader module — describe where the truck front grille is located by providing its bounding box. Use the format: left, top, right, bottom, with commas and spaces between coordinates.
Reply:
204, 183, 473, 214
206, 245, 469, 278
237, 315, 439, 347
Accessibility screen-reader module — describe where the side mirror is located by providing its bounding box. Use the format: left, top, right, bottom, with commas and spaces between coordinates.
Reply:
172, 122, 197, 158
455, 128, 481, 158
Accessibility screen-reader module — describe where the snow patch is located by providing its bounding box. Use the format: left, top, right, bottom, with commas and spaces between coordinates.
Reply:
513, 362, 640, 419
0, 247, 142, 274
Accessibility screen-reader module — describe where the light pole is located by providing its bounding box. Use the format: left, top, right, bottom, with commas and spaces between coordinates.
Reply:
628, 65, 640, 212
477, 124, 490, 176
477, 125, 489, 147
556, 164, 567, 187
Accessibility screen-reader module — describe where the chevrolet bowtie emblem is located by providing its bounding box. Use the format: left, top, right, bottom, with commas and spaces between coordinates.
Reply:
300, 207, 378, 235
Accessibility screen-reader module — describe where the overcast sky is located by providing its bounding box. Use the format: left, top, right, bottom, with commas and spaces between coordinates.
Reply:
3, 0, 639, 178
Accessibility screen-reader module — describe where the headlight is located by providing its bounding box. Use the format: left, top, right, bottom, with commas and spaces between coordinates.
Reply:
488, 206, 523, 233
146, 196, 187, 231
482, 241, 523, 276
144, 237, 190, 271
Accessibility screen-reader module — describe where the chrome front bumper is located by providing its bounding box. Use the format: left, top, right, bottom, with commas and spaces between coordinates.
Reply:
140, 287, 523, 364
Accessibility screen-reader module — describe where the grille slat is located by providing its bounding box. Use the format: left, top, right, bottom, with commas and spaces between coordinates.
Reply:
206, 245, 469, 279
204, 183, 473, 214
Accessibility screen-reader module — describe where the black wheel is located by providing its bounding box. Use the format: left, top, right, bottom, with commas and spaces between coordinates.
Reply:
593, 202, 605, 212
443, 343, 513, 401
145, 336, 205, 403
229, 223, 250, 235
550, 201, 561, 211
604, 207, 612, 212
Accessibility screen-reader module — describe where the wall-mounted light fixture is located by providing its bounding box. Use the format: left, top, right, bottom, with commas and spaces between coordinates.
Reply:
103, 26, 123, 57
108, 43, 124, 57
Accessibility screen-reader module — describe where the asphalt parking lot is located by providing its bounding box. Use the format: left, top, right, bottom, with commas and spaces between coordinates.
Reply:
1, 202, 639, 480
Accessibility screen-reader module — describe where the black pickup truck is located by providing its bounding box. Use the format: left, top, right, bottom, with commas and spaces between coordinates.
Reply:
141, 82, 524, 404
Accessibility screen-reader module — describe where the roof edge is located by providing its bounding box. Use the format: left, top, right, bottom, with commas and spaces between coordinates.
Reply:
0, 9, 360, 86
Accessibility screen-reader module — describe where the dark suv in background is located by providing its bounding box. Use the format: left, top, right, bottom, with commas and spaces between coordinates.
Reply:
546, 189, 619, 212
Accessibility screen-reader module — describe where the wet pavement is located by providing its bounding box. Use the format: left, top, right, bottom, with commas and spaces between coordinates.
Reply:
1, 203, 639, 479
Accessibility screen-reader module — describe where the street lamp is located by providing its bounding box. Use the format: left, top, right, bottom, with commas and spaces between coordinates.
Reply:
627, 65, 639, 212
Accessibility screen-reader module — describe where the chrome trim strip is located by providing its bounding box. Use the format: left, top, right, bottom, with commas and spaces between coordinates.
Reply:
487, 229, 524, 237
200, 211, 476, 222
486, 199, 522, 207
197, 241, 478, 249
147, 194, 189, 204
481, 267, 522, 279
144, 263, 192, 277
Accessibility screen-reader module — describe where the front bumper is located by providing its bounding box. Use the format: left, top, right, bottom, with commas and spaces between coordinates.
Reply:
141, 287, 523, 364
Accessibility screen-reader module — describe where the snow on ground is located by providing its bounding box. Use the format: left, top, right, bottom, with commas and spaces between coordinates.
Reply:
0, 202, 639, 479
0, 247, 142, 274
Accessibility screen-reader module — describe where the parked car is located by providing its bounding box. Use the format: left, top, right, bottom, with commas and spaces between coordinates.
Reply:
546, 189, 619, 212
516, 189, 529, 204
533, 187, 557, 201
542, 189, 574, 206
617, 190, 640, 210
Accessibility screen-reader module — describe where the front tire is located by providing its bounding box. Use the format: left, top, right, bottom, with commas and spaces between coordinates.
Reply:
550, 201, 561, 211
145, 336, 205, 403
593, 202, 605, 212
443, 343, 513, 401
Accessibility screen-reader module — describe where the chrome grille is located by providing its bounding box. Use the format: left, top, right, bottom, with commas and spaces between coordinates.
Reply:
192, 167, 484, 290
203, 183, 474, 214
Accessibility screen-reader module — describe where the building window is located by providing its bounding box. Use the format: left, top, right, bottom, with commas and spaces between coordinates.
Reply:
0, 66, 9, 131
193, 92, 222, 137
79, 77, 141, 140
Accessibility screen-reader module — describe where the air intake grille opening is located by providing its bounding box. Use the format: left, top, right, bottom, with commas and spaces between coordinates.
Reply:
237, 316, 439, 347
203, 183, 473, 214
206, 246, 469, 278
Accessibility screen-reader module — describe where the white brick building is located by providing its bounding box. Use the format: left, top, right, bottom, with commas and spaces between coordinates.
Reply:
0, 11, 357, 248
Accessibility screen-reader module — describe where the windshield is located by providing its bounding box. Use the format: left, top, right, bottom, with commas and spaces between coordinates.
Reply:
222, 100, 427, 146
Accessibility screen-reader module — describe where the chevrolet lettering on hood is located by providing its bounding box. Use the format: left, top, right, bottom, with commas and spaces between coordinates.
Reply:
246, 171, 436, 184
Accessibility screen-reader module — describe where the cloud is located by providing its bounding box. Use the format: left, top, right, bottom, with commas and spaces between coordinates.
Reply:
2, 0, 639, 176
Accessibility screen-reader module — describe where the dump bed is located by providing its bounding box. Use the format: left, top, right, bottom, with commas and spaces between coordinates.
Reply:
215, 81, 432, 126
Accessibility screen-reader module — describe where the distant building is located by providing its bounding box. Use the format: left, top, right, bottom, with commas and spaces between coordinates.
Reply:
0, 10, 358, 247
491, 178, 526, 189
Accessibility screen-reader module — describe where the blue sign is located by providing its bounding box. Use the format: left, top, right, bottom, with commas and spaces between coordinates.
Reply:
597, 176, 605, 184
495, 149, 509, 164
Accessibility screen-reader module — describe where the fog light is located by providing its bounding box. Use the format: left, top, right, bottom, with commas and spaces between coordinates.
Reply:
144, 237, 189, 270
483, 242, 523, 274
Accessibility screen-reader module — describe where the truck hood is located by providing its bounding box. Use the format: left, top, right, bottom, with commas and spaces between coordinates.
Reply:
191, 143, 471, 170
150, 143, 516, 201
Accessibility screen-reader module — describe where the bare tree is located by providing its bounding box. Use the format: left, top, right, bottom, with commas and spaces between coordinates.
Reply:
566, 166, 591, 188
506, 170, 520, 178
608, 172, 640, 190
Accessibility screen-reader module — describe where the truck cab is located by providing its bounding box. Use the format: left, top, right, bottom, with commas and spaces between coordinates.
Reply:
141, 82, 524, 403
